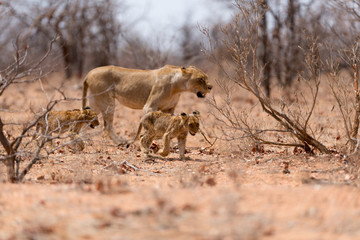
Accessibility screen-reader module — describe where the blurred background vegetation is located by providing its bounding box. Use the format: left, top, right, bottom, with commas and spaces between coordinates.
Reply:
0, 0, 357, 83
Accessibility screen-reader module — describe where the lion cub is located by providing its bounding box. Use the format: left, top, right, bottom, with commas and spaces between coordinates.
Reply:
127, 110, 200, 159
34, 108, 100, 151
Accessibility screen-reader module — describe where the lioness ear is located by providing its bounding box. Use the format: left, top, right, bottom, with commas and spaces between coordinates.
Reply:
181, 66, 186, 70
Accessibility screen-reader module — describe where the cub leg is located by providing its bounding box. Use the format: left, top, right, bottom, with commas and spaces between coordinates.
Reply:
38, 127, 54, 148
158, 132, 171, 157
69, 132, 85, 152
140, 132, 154, 154
177, 133, 189, 160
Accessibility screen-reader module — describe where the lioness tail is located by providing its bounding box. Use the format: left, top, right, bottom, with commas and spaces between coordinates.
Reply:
82, 76, 88, 109
126, 123, 143, 148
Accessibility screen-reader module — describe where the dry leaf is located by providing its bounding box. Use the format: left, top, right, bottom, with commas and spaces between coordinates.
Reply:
150, 143, 160, 153
37, 175, 45, 180
205, 177, 216, 186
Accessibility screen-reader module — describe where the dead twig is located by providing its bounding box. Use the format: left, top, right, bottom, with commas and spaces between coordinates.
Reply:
199, 128, 217, 149
103, 160, 162, 176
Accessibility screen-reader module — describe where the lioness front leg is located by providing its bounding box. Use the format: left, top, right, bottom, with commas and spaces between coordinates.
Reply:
103, 107, 127, 146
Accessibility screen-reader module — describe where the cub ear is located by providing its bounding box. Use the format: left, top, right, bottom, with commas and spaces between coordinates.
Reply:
83, 106, 91, 110
192, 110, 200, 115
180, 112, 187, 117
181, 66, 190, 75
78, 111, 87, 120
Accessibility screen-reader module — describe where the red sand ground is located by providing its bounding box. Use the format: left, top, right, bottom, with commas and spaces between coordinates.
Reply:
1, 74, 360, 240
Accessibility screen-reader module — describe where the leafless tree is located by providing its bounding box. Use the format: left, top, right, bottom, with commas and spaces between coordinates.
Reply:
118, 33, 171, 69
329, 0, 360, 46
2, 0, 123, 79
259, 0, 271, 97
202, 0, 331, 154
282, 0, 300, 87
267, 0, 330, 88
180, 19, 202, 64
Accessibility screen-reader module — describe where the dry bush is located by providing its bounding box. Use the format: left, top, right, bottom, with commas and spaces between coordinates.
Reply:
326, 41, 360, 153
344, 153, 360, 186
0, 37, 98, 182
0, 36, 56, 182
201, 0, 331, 154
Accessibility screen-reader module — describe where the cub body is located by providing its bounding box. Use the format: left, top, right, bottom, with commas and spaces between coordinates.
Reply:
128, 110, 200, 159
35, 108, 99, 151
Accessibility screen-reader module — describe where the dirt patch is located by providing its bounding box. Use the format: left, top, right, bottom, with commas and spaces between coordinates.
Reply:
1, 75, 360, 239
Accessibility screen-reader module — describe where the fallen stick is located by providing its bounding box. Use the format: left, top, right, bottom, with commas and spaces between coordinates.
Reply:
104, 160, 162, 175
199, 128, 217, 149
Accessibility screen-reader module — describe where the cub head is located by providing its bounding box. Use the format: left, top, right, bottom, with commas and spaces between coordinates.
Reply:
185, 110, 200, 136
182, 66, 212, 98
80, 108, 100, 128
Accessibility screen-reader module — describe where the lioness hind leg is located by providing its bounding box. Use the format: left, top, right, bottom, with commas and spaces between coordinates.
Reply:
88, 94, 100, 113
93, 94, 127, 145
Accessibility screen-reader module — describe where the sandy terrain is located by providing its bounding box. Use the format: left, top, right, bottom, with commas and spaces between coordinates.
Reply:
1, 74, 360, 240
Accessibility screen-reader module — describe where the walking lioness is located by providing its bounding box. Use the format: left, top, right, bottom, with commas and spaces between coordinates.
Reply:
82, 65, 212, 145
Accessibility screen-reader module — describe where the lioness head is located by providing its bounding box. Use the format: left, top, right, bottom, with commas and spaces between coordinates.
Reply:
182, 66, 212, 98
182, 110, 200, 136
80, 108, 100, 128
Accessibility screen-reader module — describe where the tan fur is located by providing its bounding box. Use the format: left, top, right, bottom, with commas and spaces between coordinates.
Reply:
34, 108, 99, 151
127, 110, 200, 160
82, 65, 211, 145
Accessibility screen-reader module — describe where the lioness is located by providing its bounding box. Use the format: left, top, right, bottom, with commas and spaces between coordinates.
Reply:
127, 110, 200, 160
82, 65, 211, 145
34, 108, 100, 151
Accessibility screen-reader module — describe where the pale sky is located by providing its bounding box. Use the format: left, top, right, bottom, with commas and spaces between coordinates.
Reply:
121, 0, 233, 40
